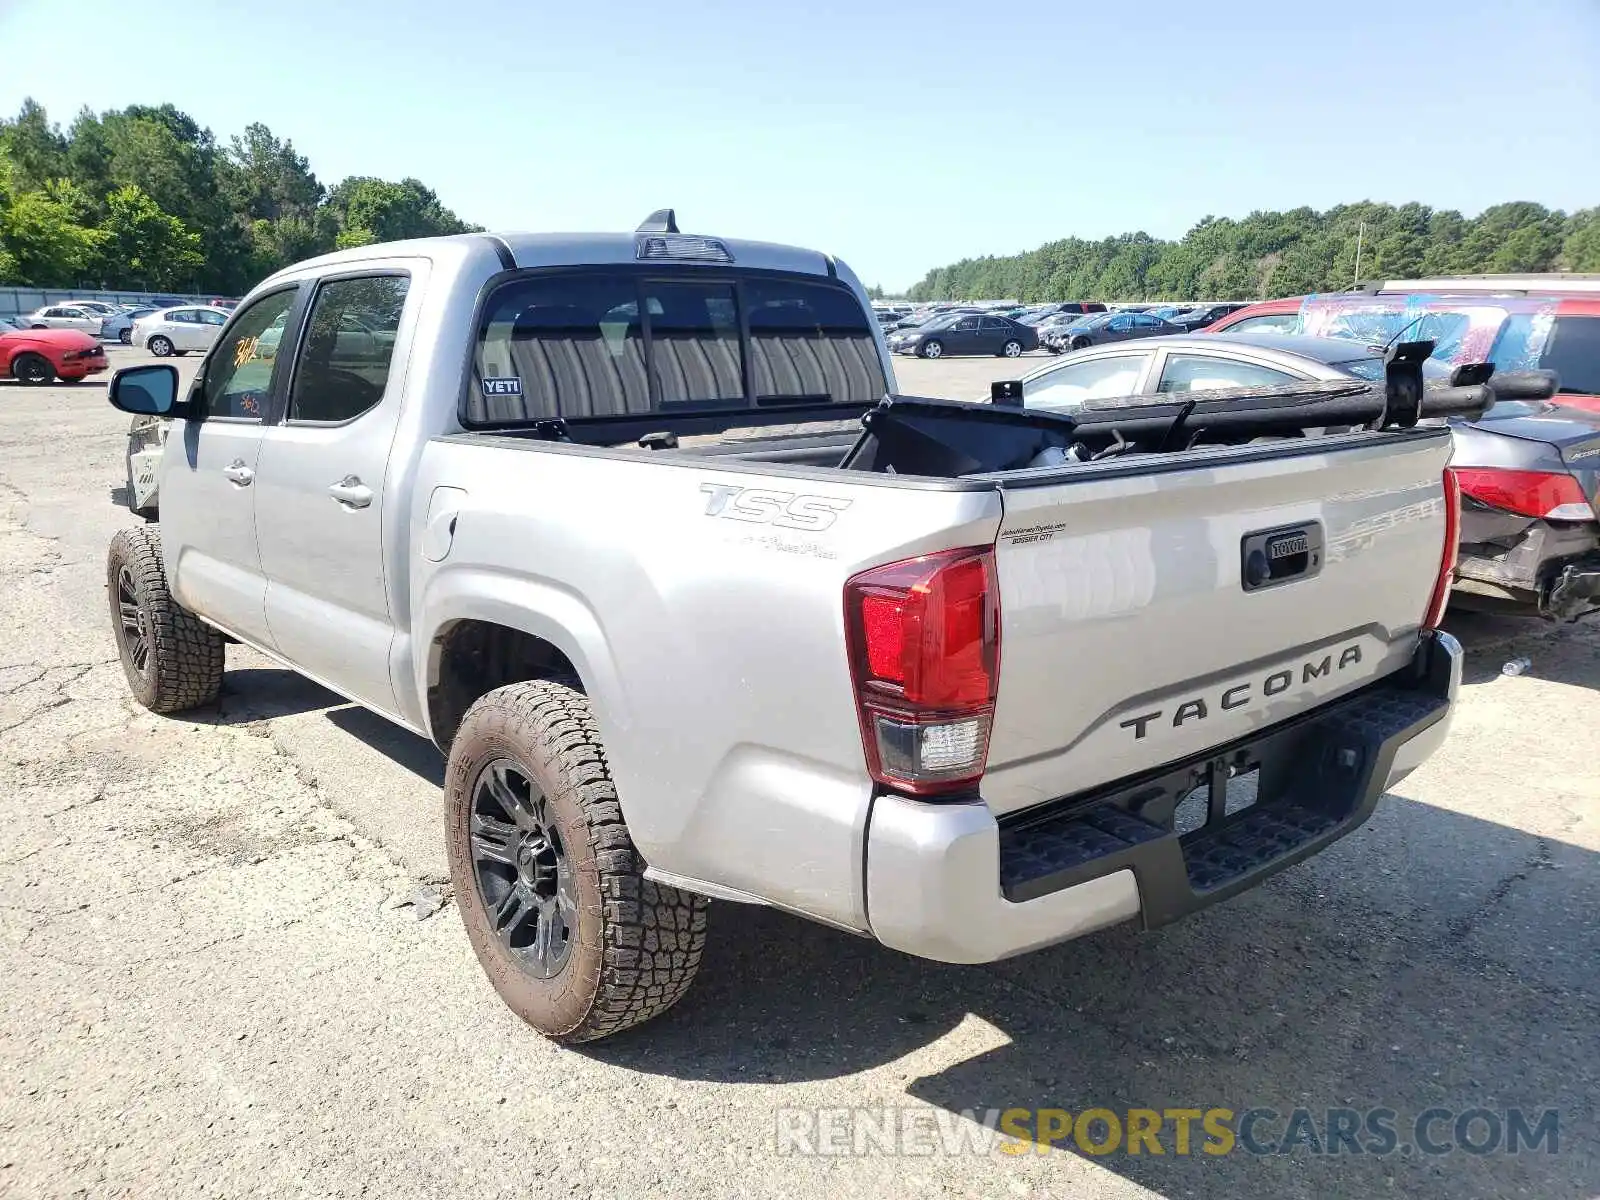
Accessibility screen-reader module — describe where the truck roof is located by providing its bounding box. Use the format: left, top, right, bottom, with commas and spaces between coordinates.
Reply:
263, 230, 839, 283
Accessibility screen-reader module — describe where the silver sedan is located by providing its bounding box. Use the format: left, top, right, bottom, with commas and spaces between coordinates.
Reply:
1012, 331, 1446, 411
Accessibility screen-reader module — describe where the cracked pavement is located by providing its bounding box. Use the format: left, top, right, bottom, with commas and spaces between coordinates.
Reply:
0, 351, 1596, 1198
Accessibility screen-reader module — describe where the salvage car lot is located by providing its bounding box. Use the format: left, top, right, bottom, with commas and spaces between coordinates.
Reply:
1, 347, 1597, 1198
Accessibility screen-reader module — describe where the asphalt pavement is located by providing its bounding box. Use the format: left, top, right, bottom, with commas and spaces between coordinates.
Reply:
0, 346, 1595, 1198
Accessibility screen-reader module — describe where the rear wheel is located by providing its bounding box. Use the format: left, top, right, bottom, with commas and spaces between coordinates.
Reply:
1070, 336, 1091, 351
106, 526, 225, 712
12, 353, 54, 385
446, 679, 709, 1042
118, 328, 132, 345
920, 339, 944, 359
1000, 339, 1023, 358
148, 335, 174, 357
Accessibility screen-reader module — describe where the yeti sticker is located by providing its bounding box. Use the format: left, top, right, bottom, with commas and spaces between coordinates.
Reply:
481, 377, 523, 397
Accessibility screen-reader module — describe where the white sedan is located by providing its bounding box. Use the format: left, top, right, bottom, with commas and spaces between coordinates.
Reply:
23, 304, 105, 335
130, 306, 230, 357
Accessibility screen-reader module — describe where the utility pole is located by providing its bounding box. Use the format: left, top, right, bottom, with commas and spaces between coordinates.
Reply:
1352, 222, 1366, 288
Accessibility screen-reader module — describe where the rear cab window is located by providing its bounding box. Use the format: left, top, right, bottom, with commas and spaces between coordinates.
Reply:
468, 271, 886, 428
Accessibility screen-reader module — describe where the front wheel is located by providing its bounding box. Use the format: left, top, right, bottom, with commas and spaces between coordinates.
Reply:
445, 679, 709, 1042
148, 336, 174, 357
12, 353, 54, 385
920, 339, 944, 359
1000, 339, 1023, 358
107, 526, 224, 712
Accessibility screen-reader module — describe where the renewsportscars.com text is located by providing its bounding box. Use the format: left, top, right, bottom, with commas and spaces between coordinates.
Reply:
774, 1106, 1560, 1158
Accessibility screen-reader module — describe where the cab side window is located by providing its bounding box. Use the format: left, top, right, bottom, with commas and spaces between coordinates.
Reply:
200, 288, 298, 421
287, 276, 410, 424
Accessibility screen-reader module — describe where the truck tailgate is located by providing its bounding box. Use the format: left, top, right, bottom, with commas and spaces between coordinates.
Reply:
981, 430, 1454, 816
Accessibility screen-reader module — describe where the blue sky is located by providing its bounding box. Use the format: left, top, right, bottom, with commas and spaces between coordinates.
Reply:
2, 0, 1596, 291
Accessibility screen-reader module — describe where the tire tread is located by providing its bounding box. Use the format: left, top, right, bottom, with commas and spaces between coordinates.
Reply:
108, 526, 224, 713
453, 680, 708, 1043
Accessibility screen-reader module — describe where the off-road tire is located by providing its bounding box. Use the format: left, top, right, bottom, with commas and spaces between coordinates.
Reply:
446, 679, 709, 1042
107, 526, 224, 712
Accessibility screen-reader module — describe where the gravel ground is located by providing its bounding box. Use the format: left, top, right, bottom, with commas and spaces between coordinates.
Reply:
0, 346, 1595, 1198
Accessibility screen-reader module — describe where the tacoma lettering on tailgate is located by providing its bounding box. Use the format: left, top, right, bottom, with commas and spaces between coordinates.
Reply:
1119, 644, 1364, 740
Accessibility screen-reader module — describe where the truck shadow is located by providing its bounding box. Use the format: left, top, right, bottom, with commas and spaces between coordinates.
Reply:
584, 798, 1597, 1199
202, 667, 341, 726
323, 703, 445, 785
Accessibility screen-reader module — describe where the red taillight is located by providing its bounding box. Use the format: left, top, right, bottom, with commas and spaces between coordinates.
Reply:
845, 547, 1000, 796
1453, 468, 1594, 521
1425, 468, 1461, 630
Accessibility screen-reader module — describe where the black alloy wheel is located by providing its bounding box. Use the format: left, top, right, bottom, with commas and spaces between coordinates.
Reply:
114, 565, 153, 679
469, 758, 578, 980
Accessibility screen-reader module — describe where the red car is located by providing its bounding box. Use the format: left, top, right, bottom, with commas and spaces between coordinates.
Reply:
0, 326, 109, 385
1205, 298, 1302, 335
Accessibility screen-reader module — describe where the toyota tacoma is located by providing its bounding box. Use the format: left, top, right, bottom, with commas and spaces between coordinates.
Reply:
104, 212, 1478, 1042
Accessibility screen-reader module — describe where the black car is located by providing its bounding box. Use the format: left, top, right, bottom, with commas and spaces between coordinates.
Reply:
887, 312, 1039, 359
1040, 310, 1182, 353
1169, 303, 1250, 332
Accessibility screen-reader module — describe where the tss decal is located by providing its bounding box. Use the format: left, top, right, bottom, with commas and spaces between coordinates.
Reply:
700, 484, 851, 531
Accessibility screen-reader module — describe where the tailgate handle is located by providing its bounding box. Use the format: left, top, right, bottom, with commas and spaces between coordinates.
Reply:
1241, 523, 1323, 592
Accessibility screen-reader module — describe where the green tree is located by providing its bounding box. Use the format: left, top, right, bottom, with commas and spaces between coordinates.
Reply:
904, 199, 1595, 302
1560, 209, 1600, 272
326, 176, 474, 244
0, 99, 67, 191
93, 185, 204, 289
0, 178, 102, 286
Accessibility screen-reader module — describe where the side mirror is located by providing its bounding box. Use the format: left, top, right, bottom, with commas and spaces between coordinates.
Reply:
108, 364, 186, 417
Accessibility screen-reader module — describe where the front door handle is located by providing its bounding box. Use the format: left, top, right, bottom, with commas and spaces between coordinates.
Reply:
328, 476, 374, 509
222, 460, 254, 486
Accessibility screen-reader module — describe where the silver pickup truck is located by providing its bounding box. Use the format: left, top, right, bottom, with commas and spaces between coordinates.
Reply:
104, 214, 1476, 1042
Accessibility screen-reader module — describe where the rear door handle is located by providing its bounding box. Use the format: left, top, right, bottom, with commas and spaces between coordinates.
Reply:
328, 476, 374, 509
222, 460, 254, 486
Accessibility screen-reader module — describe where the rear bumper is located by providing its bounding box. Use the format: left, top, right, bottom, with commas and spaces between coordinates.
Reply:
1455, 518, 1600, 621
864, 630, 1462, 964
